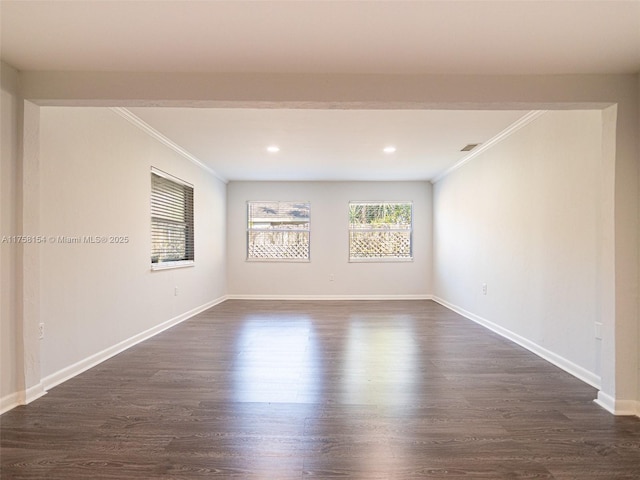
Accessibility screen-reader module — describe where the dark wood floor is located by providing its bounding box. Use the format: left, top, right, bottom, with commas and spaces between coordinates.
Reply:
2, 300, 639, 479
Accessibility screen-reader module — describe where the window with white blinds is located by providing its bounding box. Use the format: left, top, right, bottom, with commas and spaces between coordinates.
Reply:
349, 201, 413, 261
151, 168, 194, 269
247, 201, 310, 261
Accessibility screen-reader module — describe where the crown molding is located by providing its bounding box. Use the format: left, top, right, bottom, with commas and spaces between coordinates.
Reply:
110, 107, 228, 184
432, 110, 548, 184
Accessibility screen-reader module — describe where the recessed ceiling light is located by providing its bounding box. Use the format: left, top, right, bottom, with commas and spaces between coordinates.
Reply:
266, 145, 280, 153
383, 146, 396, 154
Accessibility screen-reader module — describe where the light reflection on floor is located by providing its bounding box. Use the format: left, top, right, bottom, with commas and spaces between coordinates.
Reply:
341, 315, 419, 407
233, 315, 320, 404
232, 313, 421, 407
230, 315, 319, 471
229, 311, 422, 471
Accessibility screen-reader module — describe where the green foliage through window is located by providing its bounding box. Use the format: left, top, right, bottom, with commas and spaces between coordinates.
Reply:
349, 202, 413, 260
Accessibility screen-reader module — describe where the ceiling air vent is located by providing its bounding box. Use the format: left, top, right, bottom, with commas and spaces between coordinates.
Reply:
460, 143, 480, 152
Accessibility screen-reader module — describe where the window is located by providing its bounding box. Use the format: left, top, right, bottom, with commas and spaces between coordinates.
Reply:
247, 201, 310, 261
349, 202, 413, 261
150, 168, 194, 269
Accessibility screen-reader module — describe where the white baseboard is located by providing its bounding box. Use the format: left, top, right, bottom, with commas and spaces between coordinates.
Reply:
226, 294, 433, 301
10, 296, 635, 419
594, 391, 616, 413
1, 382, 47, 415
0, 391, 22, 415
41, 295, 228, 393
25, 382, 47, 403
432, 296, 602, 389
594, 391, 640, 416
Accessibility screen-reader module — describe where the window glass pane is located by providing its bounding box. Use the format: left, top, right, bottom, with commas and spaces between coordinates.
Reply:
247, 201, 310, 261
349, 203, 412, 229
349, 202, 412, 261
349, 231, 412, 259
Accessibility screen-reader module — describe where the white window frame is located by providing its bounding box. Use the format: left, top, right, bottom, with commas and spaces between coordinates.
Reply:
348, 201, 413, 262
247, 201, 311, 262
150, 167, 194, 270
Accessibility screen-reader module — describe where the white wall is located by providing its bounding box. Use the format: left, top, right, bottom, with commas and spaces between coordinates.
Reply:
1, 62, 22, 404
227, 181, 431, 297
433, 110, 604, 385
11, 71, 640, 413
37, 107, 226, 382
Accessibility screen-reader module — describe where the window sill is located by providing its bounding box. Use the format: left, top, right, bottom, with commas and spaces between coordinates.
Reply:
246, 258, 310, 263
349, 257, 413, 263
151, 261, 195, 271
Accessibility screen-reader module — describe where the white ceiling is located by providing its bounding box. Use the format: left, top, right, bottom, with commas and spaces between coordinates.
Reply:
2, 1, 638, 182
2, 1, 639, 75
127, 107, 529, 181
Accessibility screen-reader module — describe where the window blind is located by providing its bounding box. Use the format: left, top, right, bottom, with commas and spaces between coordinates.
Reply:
151, 169, 194, 265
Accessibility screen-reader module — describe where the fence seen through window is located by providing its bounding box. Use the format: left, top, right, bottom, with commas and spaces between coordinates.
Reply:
349, 202, 413, 261
247, 201, 311, 261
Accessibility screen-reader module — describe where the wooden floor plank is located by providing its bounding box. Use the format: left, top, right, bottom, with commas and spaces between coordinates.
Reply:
2, 299, 639, 479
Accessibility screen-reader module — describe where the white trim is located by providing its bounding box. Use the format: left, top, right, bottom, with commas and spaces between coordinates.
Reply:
1, 383, 47, 415
25, 383, 47, 404
594, 392, 640, 417
247, 200, 311, 262
432, 296, 602, 389
1, 297, 226, 415
151, 260, 195, 271
41, 296, 227, 392
594, 391, 617, 413
226, 294, 433, 301
0, 391, 22, 415
151, 166, 193, 188
431, 110, 548, 184
110, 107, 227, 184
245, 258, 311, 263
348, 201, 414, 262
349, 200, 414, 205
349, 257, 413, 263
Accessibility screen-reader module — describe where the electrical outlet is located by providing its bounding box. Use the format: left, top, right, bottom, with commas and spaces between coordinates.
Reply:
174, 286, 179, 296
329, 274, 335, 282
482, 283, 488, 295
38, 323, 44, 339
595, 322, 603, 340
